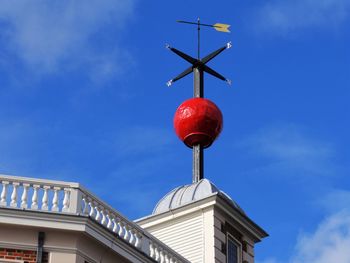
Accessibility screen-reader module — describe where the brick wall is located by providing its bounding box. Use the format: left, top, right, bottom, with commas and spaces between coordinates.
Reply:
0, 248, 48, 263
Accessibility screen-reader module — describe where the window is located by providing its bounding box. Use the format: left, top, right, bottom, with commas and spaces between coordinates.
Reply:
227, 234, 241, 263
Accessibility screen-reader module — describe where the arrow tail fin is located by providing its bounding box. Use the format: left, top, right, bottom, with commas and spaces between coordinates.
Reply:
214, 23, 231, 33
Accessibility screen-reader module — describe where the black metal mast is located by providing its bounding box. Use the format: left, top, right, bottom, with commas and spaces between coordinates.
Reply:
167, 19, 231, 183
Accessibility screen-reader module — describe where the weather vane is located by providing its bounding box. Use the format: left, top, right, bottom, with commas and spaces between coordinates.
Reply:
168, 18, 232, 183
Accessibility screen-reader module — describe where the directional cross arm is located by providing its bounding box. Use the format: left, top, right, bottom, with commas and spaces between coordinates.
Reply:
203, 65, 231, 85
201, 42, 232, 64
166, 44, 197, 65
167, 66, 193, 87
165, 42, 232, 87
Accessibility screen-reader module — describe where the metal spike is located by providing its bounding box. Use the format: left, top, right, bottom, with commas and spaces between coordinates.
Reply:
166, 80, 173, 87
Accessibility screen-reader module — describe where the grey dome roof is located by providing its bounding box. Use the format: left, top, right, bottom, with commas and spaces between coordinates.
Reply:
153, 179, 245, 215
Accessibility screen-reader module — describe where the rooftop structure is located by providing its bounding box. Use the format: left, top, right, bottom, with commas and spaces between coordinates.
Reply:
152, 178, 245, 215
0, 174, 189, 263
0, 19, 268, 263
137, 178, 268, 263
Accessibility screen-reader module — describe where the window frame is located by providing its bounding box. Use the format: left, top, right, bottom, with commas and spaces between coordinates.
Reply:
226, 233, 242, 263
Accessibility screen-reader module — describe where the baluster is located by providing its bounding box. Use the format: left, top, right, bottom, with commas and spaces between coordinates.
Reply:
100, 208, 107, 225
51, 187, 60, 212
41, 186, 50, 211
118, 221, 125, 238
106, 212, 112, 229
0, 181, 9, 206
88, 198, 95, 217
159, 249, 165, 263
10, 183, 19, 208
154, 245, 160, 261
112, 216, 119, 233
31, 185, 39, 210
21, 183, 30, 208
129, 228, 136, 245
164, 253, 169, 263
94, 203, 101, 221
124, 224, 130, 242
62, 188, 70, 212
82, 196, 89, 215
135, 231, 142, 248
149, 242, 155, 258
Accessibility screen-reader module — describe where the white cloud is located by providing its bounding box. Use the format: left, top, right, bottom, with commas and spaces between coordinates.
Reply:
258, 210, 350, 263
247, 124, 350, 263
291, 210, 350, 263
258, 0, 350, 34
0, 0, 135, 79
256, 188, 350, 263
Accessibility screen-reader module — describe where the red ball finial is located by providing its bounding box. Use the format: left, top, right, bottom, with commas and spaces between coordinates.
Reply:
174, 98, 223, 148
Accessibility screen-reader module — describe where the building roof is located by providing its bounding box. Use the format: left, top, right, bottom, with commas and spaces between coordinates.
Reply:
153, 178, 245, 215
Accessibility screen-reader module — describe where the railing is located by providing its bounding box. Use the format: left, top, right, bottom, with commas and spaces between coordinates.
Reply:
0, 174, 189, 263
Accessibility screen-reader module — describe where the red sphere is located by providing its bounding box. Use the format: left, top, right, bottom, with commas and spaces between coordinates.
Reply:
174, 98, 223, 148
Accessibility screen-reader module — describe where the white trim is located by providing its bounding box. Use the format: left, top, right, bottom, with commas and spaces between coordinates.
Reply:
0, 208, 187, 263
215, 198, 267, 242
0, 174, 80, 188
137, 194, 267, 242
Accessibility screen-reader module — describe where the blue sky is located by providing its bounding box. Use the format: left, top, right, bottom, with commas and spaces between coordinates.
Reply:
0, 0, 349, 262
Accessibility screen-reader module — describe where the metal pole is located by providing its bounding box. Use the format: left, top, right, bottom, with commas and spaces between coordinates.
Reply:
193, 68, 203, 97
197, 18, 200, 60
193, 67, 204, 183
36, 232, 45, 263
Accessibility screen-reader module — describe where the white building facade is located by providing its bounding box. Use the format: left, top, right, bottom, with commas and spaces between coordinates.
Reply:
0, 174, 267, 263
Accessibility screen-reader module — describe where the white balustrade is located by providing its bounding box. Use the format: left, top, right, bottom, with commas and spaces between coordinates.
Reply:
0, 174, 189, 263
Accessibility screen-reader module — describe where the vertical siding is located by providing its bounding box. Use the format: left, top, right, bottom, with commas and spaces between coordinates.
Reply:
147, 212, 204, 263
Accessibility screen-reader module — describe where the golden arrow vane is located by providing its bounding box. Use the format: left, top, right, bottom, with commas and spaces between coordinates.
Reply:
213, 23, 230, 33
177, 20, 231, 33
175, 18, 232, 63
